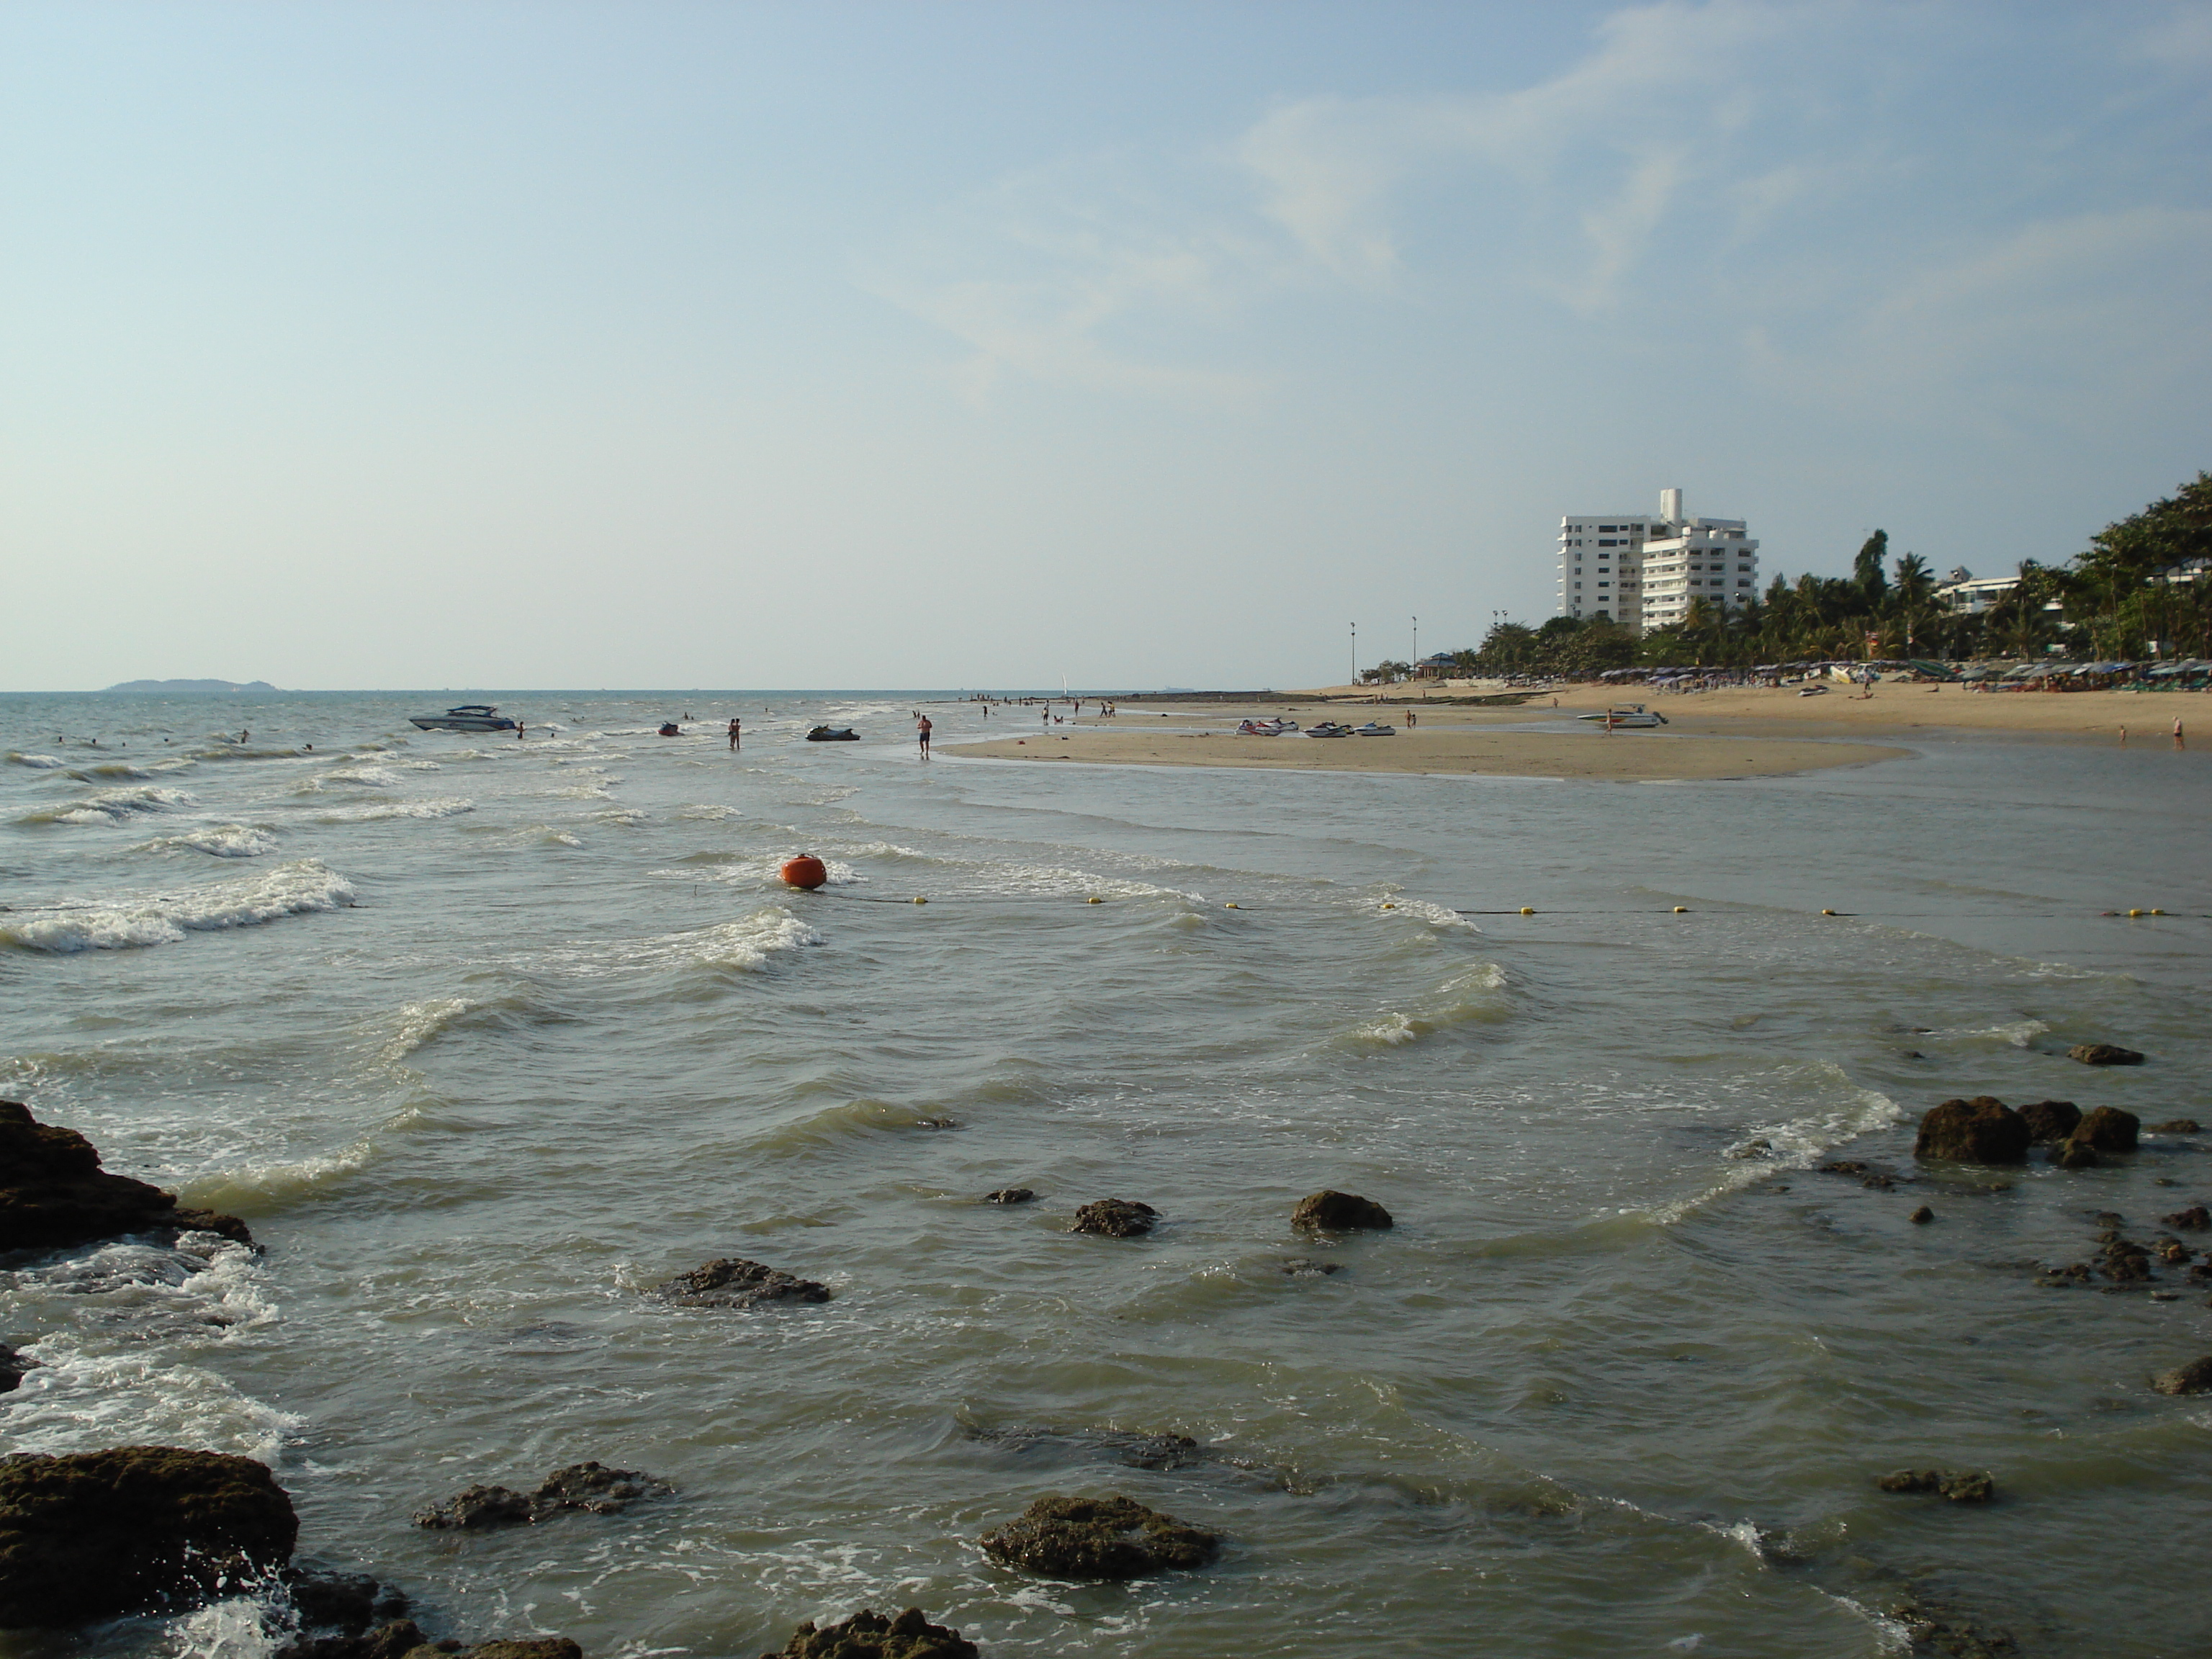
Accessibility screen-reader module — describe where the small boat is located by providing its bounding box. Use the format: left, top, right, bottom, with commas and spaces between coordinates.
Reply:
1352, 721, 1396, 737
409, 704, 518, 732
1797, 684, 1829, 697
1236, 718, 1298, 736
657, 722, 680, 737
1305, 721, 1353, 738
1575, 704, 1668, 728
806, 726, 860, 742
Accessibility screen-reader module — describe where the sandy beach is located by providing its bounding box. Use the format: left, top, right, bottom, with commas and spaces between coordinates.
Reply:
943, 683, 2203, 781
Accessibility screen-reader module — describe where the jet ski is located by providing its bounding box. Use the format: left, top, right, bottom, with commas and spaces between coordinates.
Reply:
1353, 721, 1396, 736
806, 726, 860, 742
1304, 721, 1353, 737
657, 722, 680, 737
1236, 718, 1298, 735
1574, 704, 1668, 727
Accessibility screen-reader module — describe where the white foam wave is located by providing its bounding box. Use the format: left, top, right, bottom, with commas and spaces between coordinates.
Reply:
1642, 1084, 1906, 1226
377, 996, 475, 1063
306, 796, 474, 822
134, 824, 279, 859
1, 1343, 300, 1463
1383, 898, 1480, 932
0, 858, 356, 953
5, 750, 66, 768
539, 907, 822, 976
14, 784, 196, 826
1339, 963, 1511, 1051
318, 765, 404, 787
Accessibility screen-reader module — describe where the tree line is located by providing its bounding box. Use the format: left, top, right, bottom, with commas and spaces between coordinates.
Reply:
1412, 472, 2212, 678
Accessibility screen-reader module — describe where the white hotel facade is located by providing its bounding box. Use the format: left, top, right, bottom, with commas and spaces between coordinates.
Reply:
1556, 488, 1761, 634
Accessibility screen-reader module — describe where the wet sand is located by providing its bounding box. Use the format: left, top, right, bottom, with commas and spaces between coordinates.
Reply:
943, 725, 1910, 781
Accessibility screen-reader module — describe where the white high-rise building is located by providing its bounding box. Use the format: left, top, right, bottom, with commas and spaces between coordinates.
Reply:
1555, 490, 1759, 634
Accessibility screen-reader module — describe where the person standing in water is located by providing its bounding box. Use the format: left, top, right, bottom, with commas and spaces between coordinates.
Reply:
728, 718, 742, 751
917, 714, 932, 756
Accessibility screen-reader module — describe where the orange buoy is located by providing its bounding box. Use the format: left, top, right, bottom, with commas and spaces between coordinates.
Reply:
781, 855, 828, 890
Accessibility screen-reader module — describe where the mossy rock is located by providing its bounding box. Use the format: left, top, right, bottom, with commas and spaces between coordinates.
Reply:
978, 1493, 1218, 1579
758, 1606, 977, 1658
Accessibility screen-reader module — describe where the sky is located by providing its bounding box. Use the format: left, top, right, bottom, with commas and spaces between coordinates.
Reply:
4, 0, 2209, 691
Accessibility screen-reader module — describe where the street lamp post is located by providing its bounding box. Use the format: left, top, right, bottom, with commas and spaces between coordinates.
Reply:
1350, 622, 1357, 685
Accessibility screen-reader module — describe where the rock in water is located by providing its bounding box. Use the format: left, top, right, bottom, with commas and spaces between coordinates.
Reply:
0, 1343, 35, 1393
2054, 1140, 2100, 1169
2069, 1107, 2141, 1154
0, 1100, 253, 1251
978, 1493, 1219, 1578
2162, 1205, 2211, 1232
1070, 1200, 1157, 1238
277, 1623, 580, 1659
1876, 1468, 1994, 1503
757, 1606, 979, 1659
0, 1446, 297, 1627
2069, 1043, 2144, 1066
1912, 1098, 2029, 1165
2148, 1119, 2200, 1133
984, 1188, 1035, 1205
1291, 1191, 1394, 1231
2015, 1100, 2081, 1144
647, 1259, 830, 1308
1910, 1207, 1935, 1225
415, 1463, 675, 1528
2151, 1356, 2212, 1395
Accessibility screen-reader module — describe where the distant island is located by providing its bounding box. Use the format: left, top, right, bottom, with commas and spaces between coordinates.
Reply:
100, 678, 282, 694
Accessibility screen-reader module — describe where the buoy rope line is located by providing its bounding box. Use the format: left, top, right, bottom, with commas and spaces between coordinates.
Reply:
765, 891, 2203, 920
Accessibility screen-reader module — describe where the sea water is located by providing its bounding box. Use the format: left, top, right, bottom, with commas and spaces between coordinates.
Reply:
1, 691, 2207, 1659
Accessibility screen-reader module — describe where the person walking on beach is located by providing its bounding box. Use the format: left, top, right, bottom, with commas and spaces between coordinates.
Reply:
728, 718, 741, 751
917, 714, 932, 756
2176, 717, 2186, 750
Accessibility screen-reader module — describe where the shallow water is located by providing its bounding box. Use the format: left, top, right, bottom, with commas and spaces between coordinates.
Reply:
2, 691, 2208, 1658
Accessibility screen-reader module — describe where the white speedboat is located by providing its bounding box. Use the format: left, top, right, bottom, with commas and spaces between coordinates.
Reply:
1575, 704, 1668, 728
409, 704, 518, 732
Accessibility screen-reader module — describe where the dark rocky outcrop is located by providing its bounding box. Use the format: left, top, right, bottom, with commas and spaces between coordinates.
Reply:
2151, 1356, 2212, 1395
1876, 1468, 1994, 1503
2162, 1205, 2211, 1231
1069, 1200, 1156, 1238
2148, 1119, 2201, 1133
969, 1425, 1211, 1472
1291, 1191, 1394, 1231
0, 1344, 34, 1393
277, 1624, 581, 1659
647, 1259, 829, 1308
0, 1100, 252, 1253
978, 1493, 1219, 1579
2054, 1140, 2100, 1169
1894, 1603, 2019, 1657
2068, 1043, 2144, 1066
1909, 1207, 1935, 1225
758, 1606, 977, 1659
2015, 1100, 2080, 1144
284, 1568, 410, 1636
0, 1446, 297, 1627
1912, 1098, 2028, 1166
1281, 1256, 1343, 1275
983, 1189, 1035, 1205
414, 1463, 673, 1529
2069, 1107, 2140, 1154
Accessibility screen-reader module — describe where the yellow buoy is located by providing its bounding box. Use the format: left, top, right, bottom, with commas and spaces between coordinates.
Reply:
2150, 908, 2167, 915
1087, 896, 1103, 904
1821, 908, 1837, 916
1381, 902, 1396, 909
912, 896, 928, 905
2127, 907, 2144, 917
1225, 902, 1240, 909
1519, 907, 1535, 916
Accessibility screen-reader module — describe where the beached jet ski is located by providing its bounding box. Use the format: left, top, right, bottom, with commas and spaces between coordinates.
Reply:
1353, 722, 1396, 736
1304, 721, 1353, 737
1236, 718, 1298, 735
1574, 704, 1667, 727
806, 726, 860, 742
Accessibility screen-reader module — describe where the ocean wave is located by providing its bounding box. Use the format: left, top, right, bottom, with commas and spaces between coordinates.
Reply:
537, 907, 822, 977
14, 784, 197, 827
5, 750, 66, 768
1379, 897, 1481, 932
1925, 1017, 2050, 1048
0, 1341, 300, 1464
1336, 963, 1512, 1051
1642, 1083, 1905, 1226
0, 859, 356, 953
63, 760, 187, 781
376, 996, 476, 1064
132, 824, 279, 859
742, 1096, 968, 1161
305, 797, 475, 822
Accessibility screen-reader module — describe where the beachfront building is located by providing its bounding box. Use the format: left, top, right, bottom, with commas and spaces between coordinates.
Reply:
1933, 569, 2020, 615
1556, 488, 1759, 634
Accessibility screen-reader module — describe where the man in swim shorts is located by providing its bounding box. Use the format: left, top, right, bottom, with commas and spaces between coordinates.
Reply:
917, 715, 932, 756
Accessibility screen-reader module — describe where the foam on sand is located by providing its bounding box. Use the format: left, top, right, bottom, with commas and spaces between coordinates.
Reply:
0, 858, 357, 953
